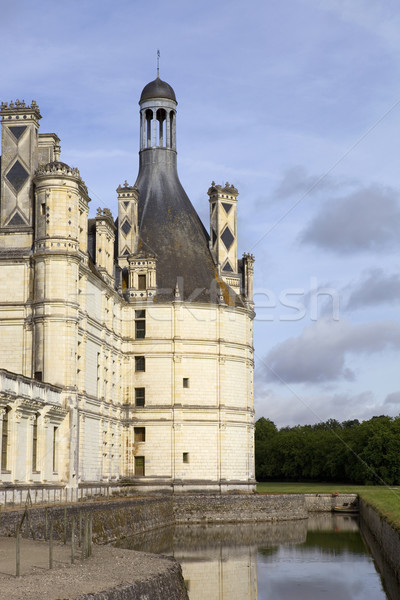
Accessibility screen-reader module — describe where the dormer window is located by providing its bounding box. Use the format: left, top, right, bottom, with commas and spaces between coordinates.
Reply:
127, 252, 157, 301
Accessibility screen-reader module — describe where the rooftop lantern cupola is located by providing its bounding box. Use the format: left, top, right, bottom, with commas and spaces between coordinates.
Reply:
130, 71, 231, 304
139, 76, 177, 152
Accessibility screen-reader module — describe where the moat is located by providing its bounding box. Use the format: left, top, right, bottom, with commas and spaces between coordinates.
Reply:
117, 514, 397, 600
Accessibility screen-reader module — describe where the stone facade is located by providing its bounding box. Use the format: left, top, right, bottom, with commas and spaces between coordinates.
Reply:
0, 78, 255, 497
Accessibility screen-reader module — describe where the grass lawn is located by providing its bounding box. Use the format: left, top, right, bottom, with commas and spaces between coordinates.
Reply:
256, 482, 400, 531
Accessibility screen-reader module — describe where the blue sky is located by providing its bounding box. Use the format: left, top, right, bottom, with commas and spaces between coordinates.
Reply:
2, 0, 400, 427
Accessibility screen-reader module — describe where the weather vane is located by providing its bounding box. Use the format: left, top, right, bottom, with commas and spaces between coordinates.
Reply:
157, 49, 160, 78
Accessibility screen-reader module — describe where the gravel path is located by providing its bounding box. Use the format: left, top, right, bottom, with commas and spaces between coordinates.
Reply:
0, 536, 177, 600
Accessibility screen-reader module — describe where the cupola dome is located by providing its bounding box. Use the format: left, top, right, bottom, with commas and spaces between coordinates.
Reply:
140, 77, 177, 103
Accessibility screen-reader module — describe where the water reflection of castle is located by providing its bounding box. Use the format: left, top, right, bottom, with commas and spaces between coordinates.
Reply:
172, 517, 365, 600
178, 546, 258, 600
173, 521, 307, 600
117, 516, 375, 600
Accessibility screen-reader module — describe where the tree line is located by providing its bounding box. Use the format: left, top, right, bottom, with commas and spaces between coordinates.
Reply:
255, 415, 400, 485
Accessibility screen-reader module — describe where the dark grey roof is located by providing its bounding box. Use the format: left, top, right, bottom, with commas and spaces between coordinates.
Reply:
140, 77, 177, 103
134, 149, 240, 305
42, 160, 72, 170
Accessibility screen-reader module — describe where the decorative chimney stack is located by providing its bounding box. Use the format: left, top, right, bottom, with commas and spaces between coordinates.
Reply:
0, 100, 41, 247
208, 182, 241, 294
95, 208, 116, 287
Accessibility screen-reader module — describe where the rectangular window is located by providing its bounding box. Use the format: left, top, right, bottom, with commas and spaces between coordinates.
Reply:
52, 426, 58, 472
135, 309, 146, 339
135, 455, 145, 476
183, 378, 189, 388
40, 203, 46, 216
135, 356, 145, 372
135, 387, 145, 407
32, 414, 38, 472
34, 371, 42, 382
134, 427, 146, 442
138, 274, 146, 290
183, 452, 189, 463
1, 408, 9, 471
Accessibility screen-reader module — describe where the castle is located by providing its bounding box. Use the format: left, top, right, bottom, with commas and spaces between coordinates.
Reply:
0, 76, 255, 499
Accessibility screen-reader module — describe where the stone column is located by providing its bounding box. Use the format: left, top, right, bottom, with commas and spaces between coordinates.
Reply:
147, 112, 152, 148
152, 111, 157, 147
140, 111, 145, 150
171, 111, 176, 150
166, 112, 171, 148
13, 410, 22, 481
43, 416, 50, 480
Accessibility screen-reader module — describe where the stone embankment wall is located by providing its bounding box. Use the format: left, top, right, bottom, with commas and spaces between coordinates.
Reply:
359, 499, 400, 587
0, 493, 361, 541
0, 497, 174, 543
74, 561, 188, 600
305, 493, 358, 512
174, 493, 308, 522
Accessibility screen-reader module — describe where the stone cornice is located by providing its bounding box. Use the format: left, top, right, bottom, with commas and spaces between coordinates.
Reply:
0, 99, 42, 120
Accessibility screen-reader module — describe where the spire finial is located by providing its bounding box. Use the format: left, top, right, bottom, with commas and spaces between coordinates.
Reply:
157, 49, 160, 78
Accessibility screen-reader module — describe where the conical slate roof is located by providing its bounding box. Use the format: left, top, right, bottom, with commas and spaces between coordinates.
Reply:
135, 152, 223, 303
133, 77, 240, 305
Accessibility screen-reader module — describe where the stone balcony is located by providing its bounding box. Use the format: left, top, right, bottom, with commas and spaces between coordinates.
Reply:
0, 369, 63, 406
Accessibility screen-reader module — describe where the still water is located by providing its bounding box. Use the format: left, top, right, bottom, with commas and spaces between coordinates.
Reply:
118, 515, 397, 600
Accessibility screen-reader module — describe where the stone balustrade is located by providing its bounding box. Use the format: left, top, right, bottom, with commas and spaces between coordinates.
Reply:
0, 369, 63, 406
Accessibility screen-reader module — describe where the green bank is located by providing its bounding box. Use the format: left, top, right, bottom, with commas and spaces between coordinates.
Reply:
257, 482, 400, 532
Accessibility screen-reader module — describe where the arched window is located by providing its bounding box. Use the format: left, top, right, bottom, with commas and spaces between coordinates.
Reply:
145, 109, 153, 148
156, 109, 166, 146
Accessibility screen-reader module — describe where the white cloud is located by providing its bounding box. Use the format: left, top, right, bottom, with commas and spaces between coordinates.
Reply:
384, 391, 400, 406
261, 318, 400, 384
310, 0, 400, 49
254, 386, 385, 428
272, 165, 346, 201
301, 185, 400, 253
346, 268, 400, 310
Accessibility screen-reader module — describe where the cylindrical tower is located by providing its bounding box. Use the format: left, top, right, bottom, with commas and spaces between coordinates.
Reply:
119, 76, 256, 493
32, 161, 89, 387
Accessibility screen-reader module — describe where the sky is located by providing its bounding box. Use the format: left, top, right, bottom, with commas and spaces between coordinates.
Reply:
2, 0, 400, 427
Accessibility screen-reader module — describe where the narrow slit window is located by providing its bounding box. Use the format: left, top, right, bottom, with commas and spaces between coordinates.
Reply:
183, 378, 189, 388
183, 452, 189, 464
